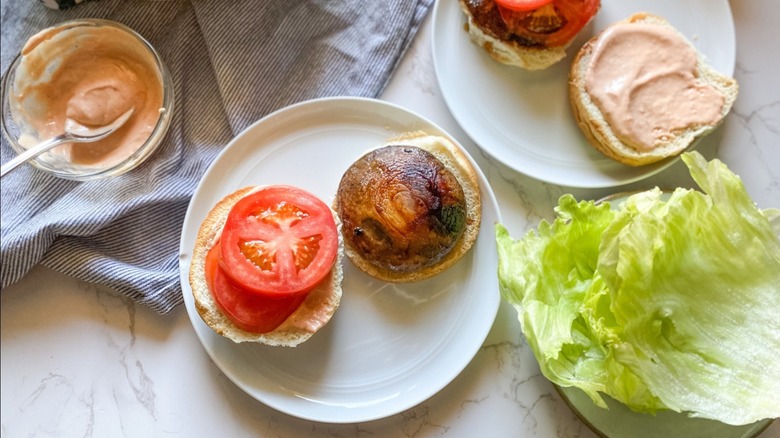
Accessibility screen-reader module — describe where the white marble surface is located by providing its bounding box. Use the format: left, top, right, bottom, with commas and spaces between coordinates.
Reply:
2, 1, 778, 437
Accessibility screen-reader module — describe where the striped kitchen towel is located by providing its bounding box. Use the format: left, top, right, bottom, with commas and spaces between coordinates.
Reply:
0, 0, 433, 313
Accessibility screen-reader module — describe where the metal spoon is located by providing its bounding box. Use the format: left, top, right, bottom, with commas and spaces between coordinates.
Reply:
0, 107, 134, 178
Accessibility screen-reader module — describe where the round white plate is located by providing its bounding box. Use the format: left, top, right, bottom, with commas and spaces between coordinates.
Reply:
178, 97, 502, 423
432, 0, 736, 188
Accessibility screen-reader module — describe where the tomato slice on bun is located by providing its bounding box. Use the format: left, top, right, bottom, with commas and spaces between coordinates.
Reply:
206, 243, 308, 333
495, 0, 553, 12
497, 0, 600, 47
219, 185, 339, 297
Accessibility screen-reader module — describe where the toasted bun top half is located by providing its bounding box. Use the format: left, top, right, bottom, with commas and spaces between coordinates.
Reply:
568, 12, 738, 166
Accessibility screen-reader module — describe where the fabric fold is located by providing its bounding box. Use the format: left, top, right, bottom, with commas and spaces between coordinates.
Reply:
0, 0, 433, 313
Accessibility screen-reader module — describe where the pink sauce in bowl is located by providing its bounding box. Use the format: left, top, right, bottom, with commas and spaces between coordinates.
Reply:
2, 19, 174, 180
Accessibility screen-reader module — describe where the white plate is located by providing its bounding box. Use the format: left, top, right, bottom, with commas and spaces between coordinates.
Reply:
178, 97, 502, 423
432, 0, 736, 188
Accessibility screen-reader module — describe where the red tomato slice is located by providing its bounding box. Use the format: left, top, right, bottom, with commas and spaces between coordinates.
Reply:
495, 0, 552, 12
498, 0, 600, 47
206, 243, 306, 333
220, 185, 338, 297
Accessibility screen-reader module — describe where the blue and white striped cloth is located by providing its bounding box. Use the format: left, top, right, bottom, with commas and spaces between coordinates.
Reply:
0, 0, 433, 313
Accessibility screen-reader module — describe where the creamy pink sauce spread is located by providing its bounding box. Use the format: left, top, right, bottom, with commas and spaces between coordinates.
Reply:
276, 271, 338, 334
10, 23, 163, 167
584, 22, 725, 152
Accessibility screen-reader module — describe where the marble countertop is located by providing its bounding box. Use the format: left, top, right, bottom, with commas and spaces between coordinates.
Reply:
2, 1, 778, 437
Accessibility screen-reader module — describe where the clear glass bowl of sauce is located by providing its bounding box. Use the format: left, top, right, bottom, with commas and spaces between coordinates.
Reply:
1, 19, 174, 180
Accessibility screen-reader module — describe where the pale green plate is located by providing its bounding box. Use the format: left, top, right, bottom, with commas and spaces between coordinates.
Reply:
557, 385, 774, 438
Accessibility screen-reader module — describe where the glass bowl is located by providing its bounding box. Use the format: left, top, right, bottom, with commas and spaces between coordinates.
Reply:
1, 19, 174, 181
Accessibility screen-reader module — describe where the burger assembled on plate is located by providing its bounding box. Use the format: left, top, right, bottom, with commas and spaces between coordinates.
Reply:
459, 0, 601, 70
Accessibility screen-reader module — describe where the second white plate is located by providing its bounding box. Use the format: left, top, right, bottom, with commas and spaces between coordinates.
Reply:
432, 0, 736, 188
178, 97, 502, 423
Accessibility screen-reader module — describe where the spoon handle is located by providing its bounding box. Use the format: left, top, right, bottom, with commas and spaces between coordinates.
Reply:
0, 134, 70, 178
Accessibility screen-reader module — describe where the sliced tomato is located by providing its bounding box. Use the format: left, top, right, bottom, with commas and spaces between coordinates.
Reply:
220, 185, 338, 297
205, 243, 307, 333
495, 0, 552, 12
498, 0, 600, 47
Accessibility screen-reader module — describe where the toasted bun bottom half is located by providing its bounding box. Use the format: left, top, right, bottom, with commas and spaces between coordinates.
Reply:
458, 0, 569, 70
569, 13, 739, 167
188, 186, 344, 346
334, 131, 482, 283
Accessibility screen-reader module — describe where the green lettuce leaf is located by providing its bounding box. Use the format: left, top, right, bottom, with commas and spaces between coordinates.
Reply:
496, 151, 780, 425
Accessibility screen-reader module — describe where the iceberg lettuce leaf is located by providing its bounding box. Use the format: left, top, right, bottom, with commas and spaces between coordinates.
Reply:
496, 151, 780, 425
496, 196, 663, 411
